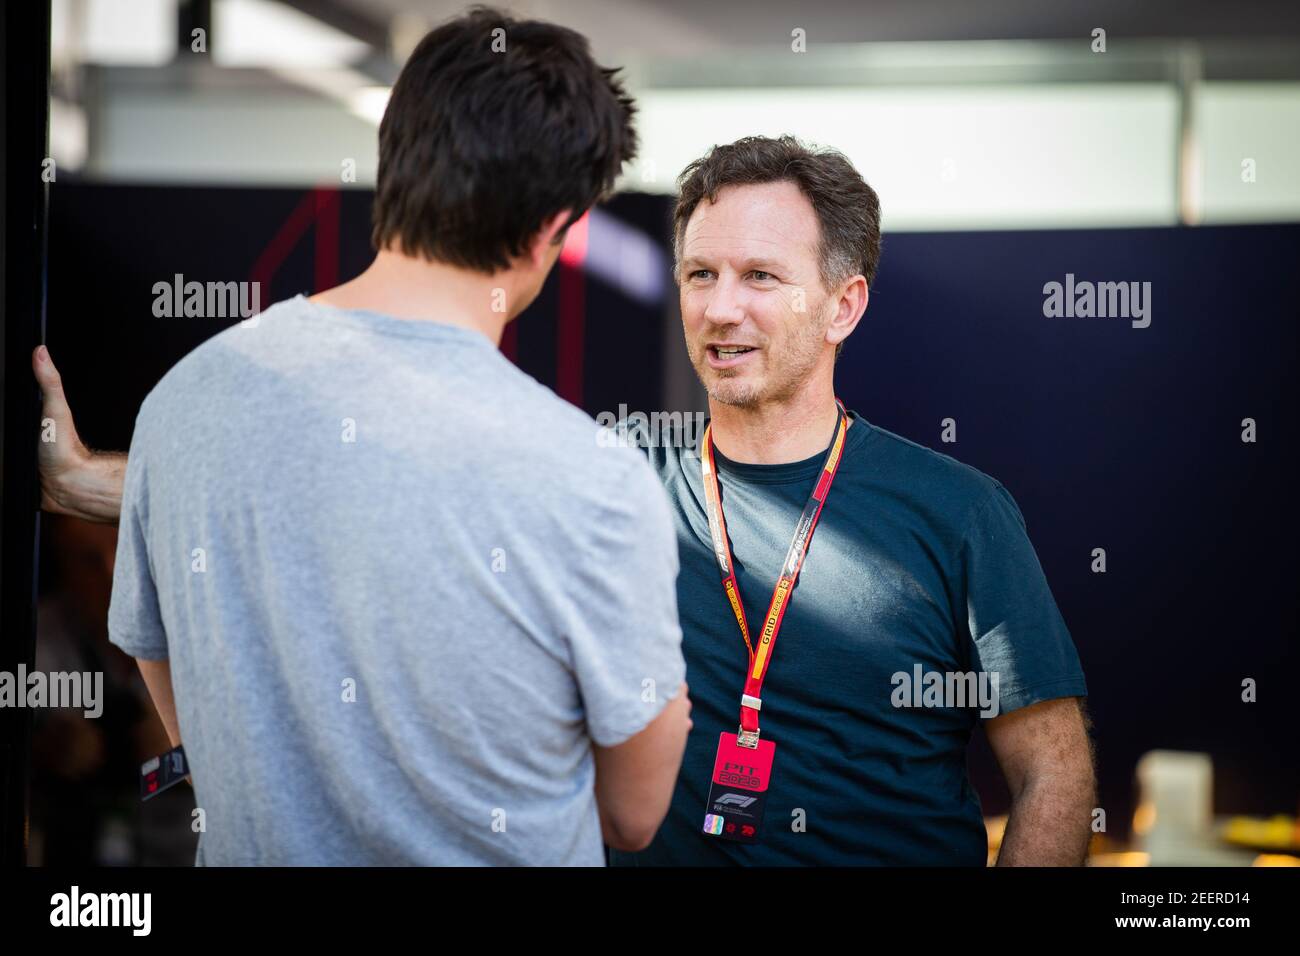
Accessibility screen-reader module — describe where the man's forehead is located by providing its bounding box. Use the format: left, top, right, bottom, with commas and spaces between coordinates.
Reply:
682, 181, 819, 262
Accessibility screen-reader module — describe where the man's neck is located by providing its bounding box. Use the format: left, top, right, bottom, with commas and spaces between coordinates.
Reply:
708, 376, 848, 465
310, 249, 515, 345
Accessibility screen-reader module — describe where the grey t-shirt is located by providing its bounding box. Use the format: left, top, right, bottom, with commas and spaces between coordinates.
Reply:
107, 294, 686, 866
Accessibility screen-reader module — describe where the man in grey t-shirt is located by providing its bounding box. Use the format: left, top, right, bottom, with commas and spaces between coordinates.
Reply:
109, 294, 687, 865
80, 10, 692, 865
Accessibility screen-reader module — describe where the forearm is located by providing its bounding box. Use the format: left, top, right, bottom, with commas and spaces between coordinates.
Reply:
46, 450, 127, 524
136, 658, 181, 748
996, 772, 1095, 866
593, 687, 692, 850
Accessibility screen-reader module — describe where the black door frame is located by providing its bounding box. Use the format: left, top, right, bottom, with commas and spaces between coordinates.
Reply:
1, 0, 51, 867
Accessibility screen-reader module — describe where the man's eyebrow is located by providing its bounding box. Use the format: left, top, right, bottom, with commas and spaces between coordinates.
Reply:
679, 256, 789, 271
738, 258, 788, 272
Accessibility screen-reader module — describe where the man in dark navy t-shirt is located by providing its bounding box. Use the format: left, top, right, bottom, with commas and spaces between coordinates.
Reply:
611, 135, 1094, 867
612, 412, 1087, 865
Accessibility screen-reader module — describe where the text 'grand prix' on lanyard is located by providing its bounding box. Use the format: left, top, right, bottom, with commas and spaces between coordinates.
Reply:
700, 400, 849, 749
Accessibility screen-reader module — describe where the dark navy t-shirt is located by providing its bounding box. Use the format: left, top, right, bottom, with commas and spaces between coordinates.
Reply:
609, 410, 1087, 866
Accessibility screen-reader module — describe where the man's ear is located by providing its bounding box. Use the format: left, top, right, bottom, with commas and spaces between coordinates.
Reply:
826, 275, 868, 349
527, 209, 579, 268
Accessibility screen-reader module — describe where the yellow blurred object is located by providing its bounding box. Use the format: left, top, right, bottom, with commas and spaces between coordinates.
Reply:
1222, 815, 1300, 851
984, 815, 1008, 850
1132, 800, 1156, 835
1252, 853, 1300, 866
1087, 851, 1151, 867
984, 815, 1007, 867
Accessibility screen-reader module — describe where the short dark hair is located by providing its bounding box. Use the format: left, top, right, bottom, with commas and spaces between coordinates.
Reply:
673, 136, 882, 356
371, 7, 637, 273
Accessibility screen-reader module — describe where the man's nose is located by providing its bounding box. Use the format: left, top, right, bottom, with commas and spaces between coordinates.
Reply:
702, 274, 746, 326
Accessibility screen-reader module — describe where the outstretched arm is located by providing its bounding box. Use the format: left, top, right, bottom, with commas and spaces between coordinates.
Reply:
32, 345, 126, 523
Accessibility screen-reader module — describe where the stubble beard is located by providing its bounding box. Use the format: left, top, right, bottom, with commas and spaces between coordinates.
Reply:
689, 300, 832, 409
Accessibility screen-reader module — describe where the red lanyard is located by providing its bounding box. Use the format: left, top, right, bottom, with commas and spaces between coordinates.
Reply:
699, 402, 849, 748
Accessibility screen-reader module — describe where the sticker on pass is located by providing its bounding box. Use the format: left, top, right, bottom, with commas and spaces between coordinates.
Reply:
701, 731, 776, 844
140, 744, 189, 801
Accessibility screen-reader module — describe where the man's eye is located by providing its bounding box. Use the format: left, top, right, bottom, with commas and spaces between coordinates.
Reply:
750, 271, 773, 281
690, 270, 713, 280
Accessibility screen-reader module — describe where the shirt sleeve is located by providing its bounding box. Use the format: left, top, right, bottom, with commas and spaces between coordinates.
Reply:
564, 450, 687, 747
959, 480, 1086, 717
107, 415, 169, 660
